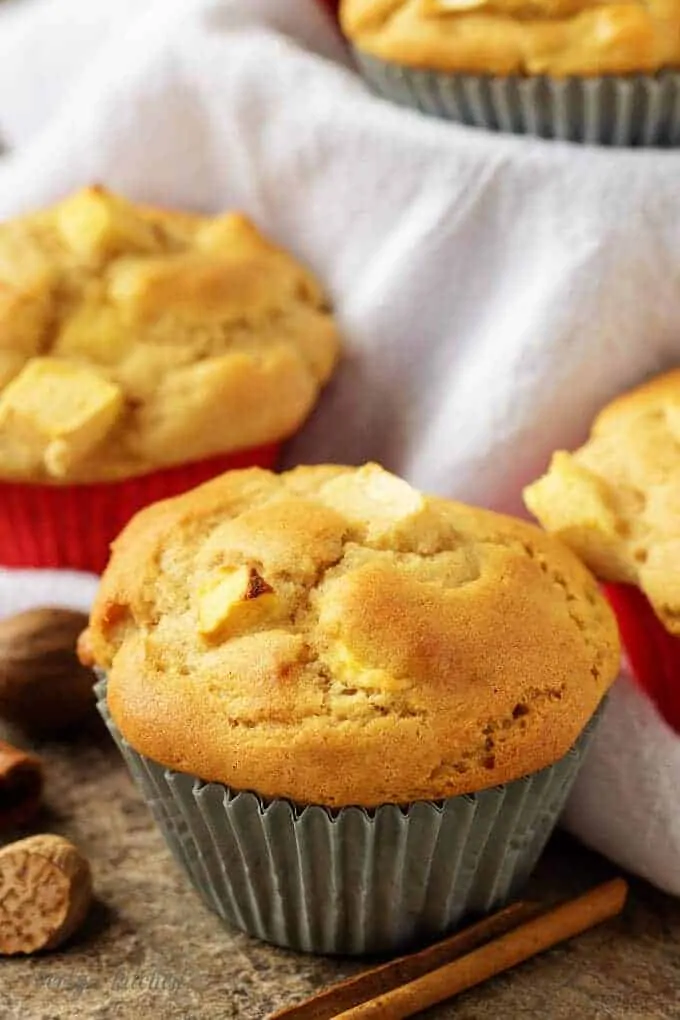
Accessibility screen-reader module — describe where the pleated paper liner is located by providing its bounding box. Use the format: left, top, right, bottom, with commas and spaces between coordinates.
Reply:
604, 583, 680, 735
96, 677, 603, 956
352, 52, 680, 147
0, 443, 279, 574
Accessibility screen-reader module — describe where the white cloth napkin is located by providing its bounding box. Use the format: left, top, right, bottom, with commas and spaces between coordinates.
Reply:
0, 0, 679, 894
564, 670, 680, 896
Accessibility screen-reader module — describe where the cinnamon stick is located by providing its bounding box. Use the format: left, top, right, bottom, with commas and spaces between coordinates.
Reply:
0, 739, 43, 830
269, 900, 540, 1020
334, 879, 628, 1019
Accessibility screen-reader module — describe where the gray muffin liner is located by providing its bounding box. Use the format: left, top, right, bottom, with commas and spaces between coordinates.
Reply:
353, 50, 680, 146
96, 677, 602, 956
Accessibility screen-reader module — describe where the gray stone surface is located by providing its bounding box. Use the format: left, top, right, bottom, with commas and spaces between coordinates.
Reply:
2, 718, 680, 1020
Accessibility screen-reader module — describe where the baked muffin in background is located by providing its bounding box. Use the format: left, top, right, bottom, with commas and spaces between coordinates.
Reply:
340, 0, 680, 145
0, 186, 339, 571
82, 462, 619, 955
525, 370, 680, 733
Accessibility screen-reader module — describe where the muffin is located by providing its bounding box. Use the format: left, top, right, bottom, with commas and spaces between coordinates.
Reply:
340, 0, 680, 145
81, 462, 618, 955
524, 369, 680, 733
0, 186, 339, 572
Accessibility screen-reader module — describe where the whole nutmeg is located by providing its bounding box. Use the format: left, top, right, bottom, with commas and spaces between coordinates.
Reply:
0, 608, 96, 737
0, 834, 92, 954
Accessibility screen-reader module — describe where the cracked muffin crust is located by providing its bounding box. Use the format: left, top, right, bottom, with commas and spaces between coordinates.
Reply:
341, 0, 680, 76
0, 186, 339, 483
525, 370, 680, 637
81, 463, 619, 807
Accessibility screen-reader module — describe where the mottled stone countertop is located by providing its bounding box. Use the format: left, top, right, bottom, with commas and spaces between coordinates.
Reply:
3, 717, 680, 1020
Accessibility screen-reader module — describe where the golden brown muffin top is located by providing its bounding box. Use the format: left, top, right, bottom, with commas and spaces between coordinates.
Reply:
341, 0, 680, 76
81, 463, 618, 807
0, 187, 339, 484
525, 370, 680, 636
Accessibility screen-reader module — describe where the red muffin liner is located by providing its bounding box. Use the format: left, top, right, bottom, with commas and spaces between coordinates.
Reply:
0, 444, 279, 575
317, 0, 340, 17
603, 582, 680, 735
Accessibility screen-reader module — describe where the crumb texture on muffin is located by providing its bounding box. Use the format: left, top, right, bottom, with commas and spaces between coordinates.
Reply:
525, 370, 680, 636
82, 464, 619, 807
341, 0, 680, 76
0, 187, 339, 483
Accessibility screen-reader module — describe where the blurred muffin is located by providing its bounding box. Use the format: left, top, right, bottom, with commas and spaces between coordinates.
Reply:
525, 369, 680, 730
0, 186, 339, 571
341, 0, 680, 145
83, 462, 618, 954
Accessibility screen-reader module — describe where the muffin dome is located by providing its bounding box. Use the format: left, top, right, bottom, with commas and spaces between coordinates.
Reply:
525, 370, 680, 636
341, 0, 680, 76
0, 187, 339, 483
82, 463, 619, 806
